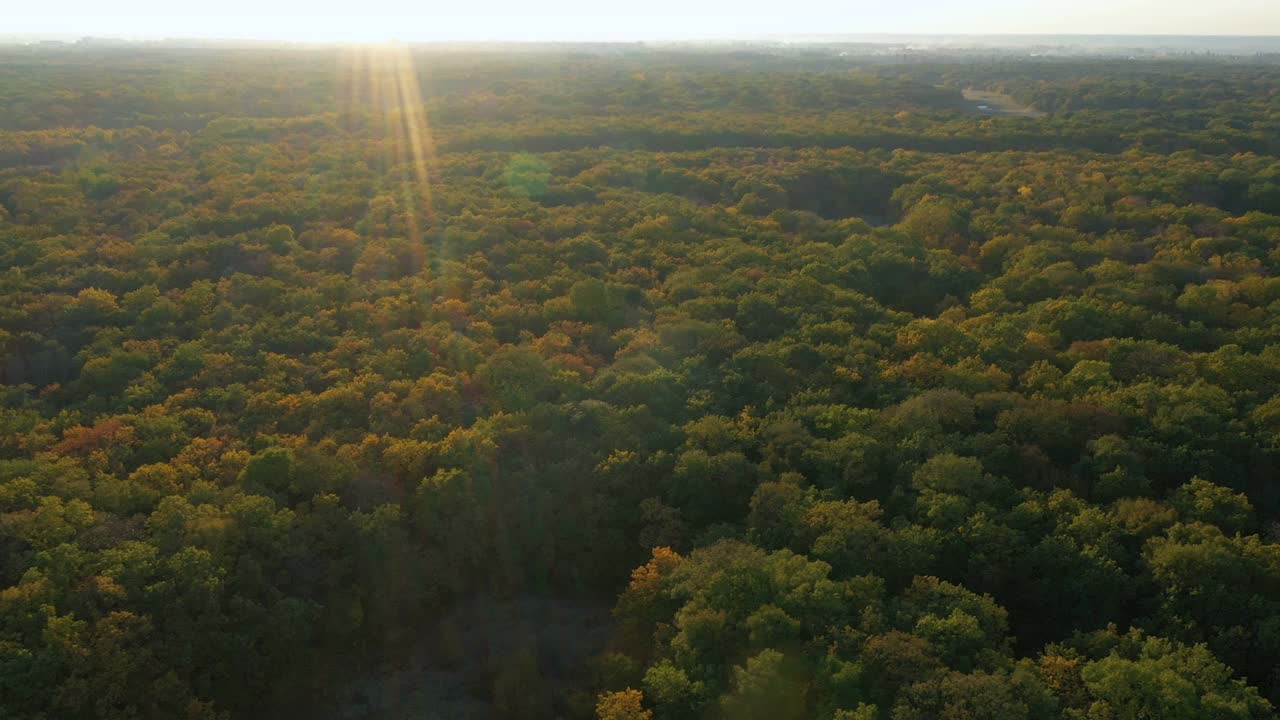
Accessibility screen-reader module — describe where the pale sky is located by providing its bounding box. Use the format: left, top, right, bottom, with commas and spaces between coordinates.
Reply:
8, 0, 1280, 42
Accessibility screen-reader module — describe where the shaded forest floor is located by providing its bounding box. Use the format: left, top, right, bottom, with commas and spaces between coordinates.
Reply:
334, 595, 613, 719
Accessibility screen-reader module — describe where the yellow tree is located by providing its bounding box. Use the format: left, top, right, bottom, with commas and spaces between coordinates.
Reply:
597, 688, 652, 720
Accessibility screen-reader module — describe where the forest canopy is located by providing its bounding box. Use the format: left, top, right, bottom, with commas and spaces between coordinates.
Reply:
1, 43, 1280, 719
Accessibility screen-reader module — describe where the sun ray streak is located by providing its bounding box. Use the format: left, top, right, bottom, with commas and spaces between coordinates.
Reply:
392, 46, 437, 217
339, 43, 438, 277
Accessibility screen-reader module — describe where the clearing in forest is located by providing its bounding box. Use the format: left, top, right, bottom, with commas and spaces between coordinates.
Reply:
962, 88, 1047, 117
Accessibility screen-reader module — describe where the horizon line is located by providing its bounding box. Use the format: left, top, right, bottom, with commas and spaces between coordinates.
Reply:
5, 31, 1280, 44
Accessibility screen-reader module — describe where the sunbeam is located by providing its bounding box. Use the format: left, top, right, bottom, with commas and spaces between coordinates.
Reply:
339, 42, 436, 269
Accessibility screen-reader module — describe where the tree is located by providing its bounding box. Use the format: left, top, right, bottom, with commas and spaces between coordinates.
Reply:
236, 446, 294, 500
597, 688, 653, 720
719, 650, 808, 720
1170, 477, 1254, 534
1079, 633, 1272, 720
475, 346, 558, 411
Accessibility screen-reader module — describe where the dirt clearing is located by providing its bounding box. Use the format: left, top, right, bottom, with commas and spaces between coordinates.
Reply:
962, 88, 1046, 118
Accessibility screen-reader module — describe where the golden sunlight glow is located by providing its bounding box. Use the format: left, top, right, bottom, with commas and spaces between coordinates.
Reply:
338, 43, 437, 260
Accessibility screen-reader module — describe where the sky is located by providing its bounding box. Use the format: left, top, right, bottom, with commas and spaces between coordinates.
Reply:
8, 0, 1280, 42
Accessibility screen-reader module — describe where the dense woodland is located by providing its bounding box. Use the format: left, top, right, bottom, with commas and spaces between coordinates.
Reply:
2, 44, 1280, 719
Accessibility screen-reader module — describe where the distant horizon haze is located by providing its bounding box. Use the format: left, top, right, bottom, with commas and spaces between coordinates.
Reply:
6, 0, 1280, 43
